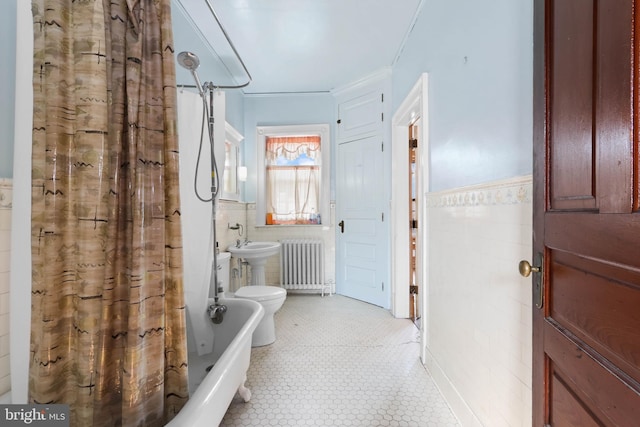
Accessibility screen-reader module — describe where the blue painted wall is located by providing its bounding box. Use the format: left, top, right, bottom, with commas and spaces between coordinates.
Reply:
172, 0, 244, 133
0, 0, 245, 179
243, 93, 335, 202
0, 0, 17, 178
3, 0, 534, 190
392, 0, 533, 191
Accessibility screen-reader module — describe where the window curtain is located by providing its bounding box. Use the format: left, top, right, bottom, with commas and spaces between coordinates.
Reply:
266, 166, 320, 223
30, 1, 188, 425
266, 136, 321, 162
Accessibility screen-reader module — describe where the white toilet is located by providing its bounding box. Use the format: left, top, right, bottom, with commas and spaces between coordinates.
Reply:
234, 285, 287, 347
211, 252, 287, 347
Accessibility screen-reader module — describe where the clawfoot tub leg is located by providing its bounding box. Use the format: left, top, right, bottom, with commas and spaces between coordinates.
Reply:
237, 375, 252, 402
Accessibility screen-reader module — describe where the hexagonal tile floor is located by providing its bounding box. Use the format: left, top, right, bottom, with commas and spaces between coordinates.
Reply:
220, 294, 460, 426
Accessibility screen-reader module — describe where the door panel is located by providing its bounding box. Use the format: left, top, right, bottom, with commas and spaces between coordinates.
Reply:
533, 0, 640, 426
549, 372, 601, 427
550, 252, 640, 384
595, 0, 635, 213
336, 135, 386, 306
337, 91, 383, 142
549, 0, 596, 210
545, 324, 640, 426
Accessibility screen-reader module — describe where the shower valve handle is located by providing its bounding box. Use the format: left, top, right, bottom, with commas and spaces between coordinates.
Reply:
338, 220, 344, 233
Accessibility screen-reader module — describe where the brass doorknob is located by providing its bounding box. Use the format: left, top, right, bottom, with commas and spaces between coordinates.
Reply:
519, 260, 541, 277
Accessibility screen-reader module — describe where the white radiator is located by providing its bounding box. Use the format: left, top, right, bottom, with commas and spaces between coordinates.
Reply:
280, 239, 329, 295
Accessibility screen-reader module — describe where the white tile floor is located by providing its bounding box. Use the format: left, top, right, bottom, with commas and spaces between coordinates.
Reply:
221, 294, 460, 427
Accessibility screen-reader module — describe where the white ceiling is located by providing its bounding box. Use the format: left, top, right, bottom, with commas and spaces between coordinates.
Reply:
174, 0, 423, 94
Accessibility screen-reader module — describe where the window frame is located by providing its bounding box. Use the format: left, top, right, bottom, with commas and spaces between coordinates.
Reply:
256, 124, 330, 226
220, 122, 244, 201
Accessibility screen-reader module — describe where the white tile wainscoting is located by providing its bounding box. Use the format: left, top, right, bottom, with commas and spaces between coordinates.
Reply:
1, 174, 532, 425
0, 195, 335, 402
0, 178, 12, 399
216, 201, 336, 292
424, 175, 533, 427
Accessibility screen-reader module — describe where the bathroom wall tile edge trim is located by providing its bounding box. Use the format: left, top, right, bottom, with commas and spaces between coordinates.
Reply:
426, 175, 533, 208
0, 179, 12, 210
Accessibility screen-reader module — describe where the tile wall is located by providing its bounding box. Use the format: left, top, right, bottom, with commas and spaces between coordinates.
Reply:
0, 173, 531, 419
216, 200, 336, 291
424, 175, 533, 427
0, 179, 12, 397
0, 196, 335, 399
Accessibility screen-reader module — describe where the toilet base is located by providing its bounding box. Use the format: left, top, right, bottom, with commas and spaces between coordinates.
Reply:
251, 314, 276, 347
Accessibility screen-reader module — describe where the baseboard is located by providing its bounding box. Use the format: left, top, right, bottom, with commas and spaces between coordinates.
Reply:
422, 348, 483, 427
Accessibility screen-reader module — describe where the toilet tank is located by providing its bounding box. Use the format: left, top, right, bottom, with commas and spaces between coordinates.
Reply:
210, 251, 231, 297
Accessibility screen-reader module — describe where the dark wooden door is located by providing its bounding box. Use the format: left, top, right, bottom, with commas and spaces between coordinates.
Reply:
532, 0, 640, 426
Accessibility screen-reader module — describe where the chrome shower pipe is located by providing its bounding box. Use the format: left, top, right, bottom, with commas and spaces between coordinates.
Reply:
177, 51, 226, 320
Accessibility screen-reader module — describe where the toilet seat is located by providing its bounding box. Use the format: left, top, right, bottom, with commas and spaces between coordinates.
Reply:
235, 285, 286, 302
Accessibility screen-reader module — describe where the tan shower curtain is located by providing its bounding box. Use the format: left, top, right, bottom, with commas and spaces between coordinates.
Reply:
30, 1, 188, 425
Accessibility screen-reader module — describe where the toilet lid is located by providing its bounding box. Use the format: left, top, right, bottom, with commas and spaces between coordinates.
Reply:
235, 285, 287, 302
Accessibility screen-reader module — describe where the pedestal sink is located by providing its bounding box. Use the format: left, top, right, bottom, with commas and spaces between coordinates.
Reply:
227, 241, 281, 285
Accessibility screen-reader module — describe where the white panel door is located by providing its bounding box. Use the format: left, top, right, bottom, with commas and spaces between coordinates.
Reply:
336, 135, 386, 306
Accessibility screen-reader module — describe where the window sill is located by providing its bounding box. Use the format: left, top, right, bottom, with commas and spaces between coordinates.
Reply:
254, 224, 328, 229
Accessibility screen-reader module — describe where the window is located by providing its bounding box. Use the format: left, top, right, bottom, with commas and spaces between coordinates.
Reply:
257, 124, 330, 226
220, 122, 244, 201
266, 135, 320, 224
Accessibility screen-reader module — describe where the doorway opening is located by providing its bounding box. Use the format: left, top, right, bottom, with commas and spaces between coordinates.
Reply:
408, 123, 420, 328
391, 73, 428, 362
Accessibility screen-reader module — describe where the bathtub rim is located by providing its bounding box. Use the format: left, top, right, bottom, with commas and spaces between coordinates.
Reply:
167, 296, 264, 426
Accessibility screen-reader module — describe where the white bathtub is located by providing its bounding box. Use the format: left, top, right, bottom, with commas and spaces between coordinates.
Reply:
167, 297, 264, 427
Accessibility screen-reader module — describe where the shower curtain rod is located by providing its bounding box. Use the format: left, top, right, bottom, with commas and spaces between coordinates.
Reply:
197, 0, 252, 89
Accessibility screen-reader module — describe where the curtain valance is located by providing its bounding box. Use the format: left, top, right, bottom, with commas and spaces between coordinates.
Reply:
266, 135, 321, 161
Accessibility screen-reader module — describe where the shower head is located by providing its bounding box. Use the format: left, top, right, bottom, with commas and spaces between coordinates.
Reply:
177, 51, 200, 71
177, 51, 205, 98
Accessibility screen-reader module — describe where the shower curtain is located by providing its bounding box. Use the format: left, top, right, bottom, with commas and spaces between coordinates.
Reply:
30, 1, 188, 425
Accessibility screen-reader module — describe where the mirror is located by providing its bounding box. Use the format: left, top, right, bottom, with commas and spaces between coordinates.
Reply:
221, 122, 244, 201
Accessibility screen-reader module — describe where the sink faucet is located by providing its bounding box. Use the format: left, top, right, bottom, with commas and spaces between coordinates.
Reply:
236, 239, 241, 248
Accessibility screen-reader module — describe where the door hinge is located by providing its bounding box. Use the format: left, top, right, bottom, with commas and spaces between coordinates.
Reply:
411, 219, 418, 229
381, 142, 384, 152
410, 138, 418, 149
381, 112, 384, 122
381, 212, 384, 221
381, 93, 384, 103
